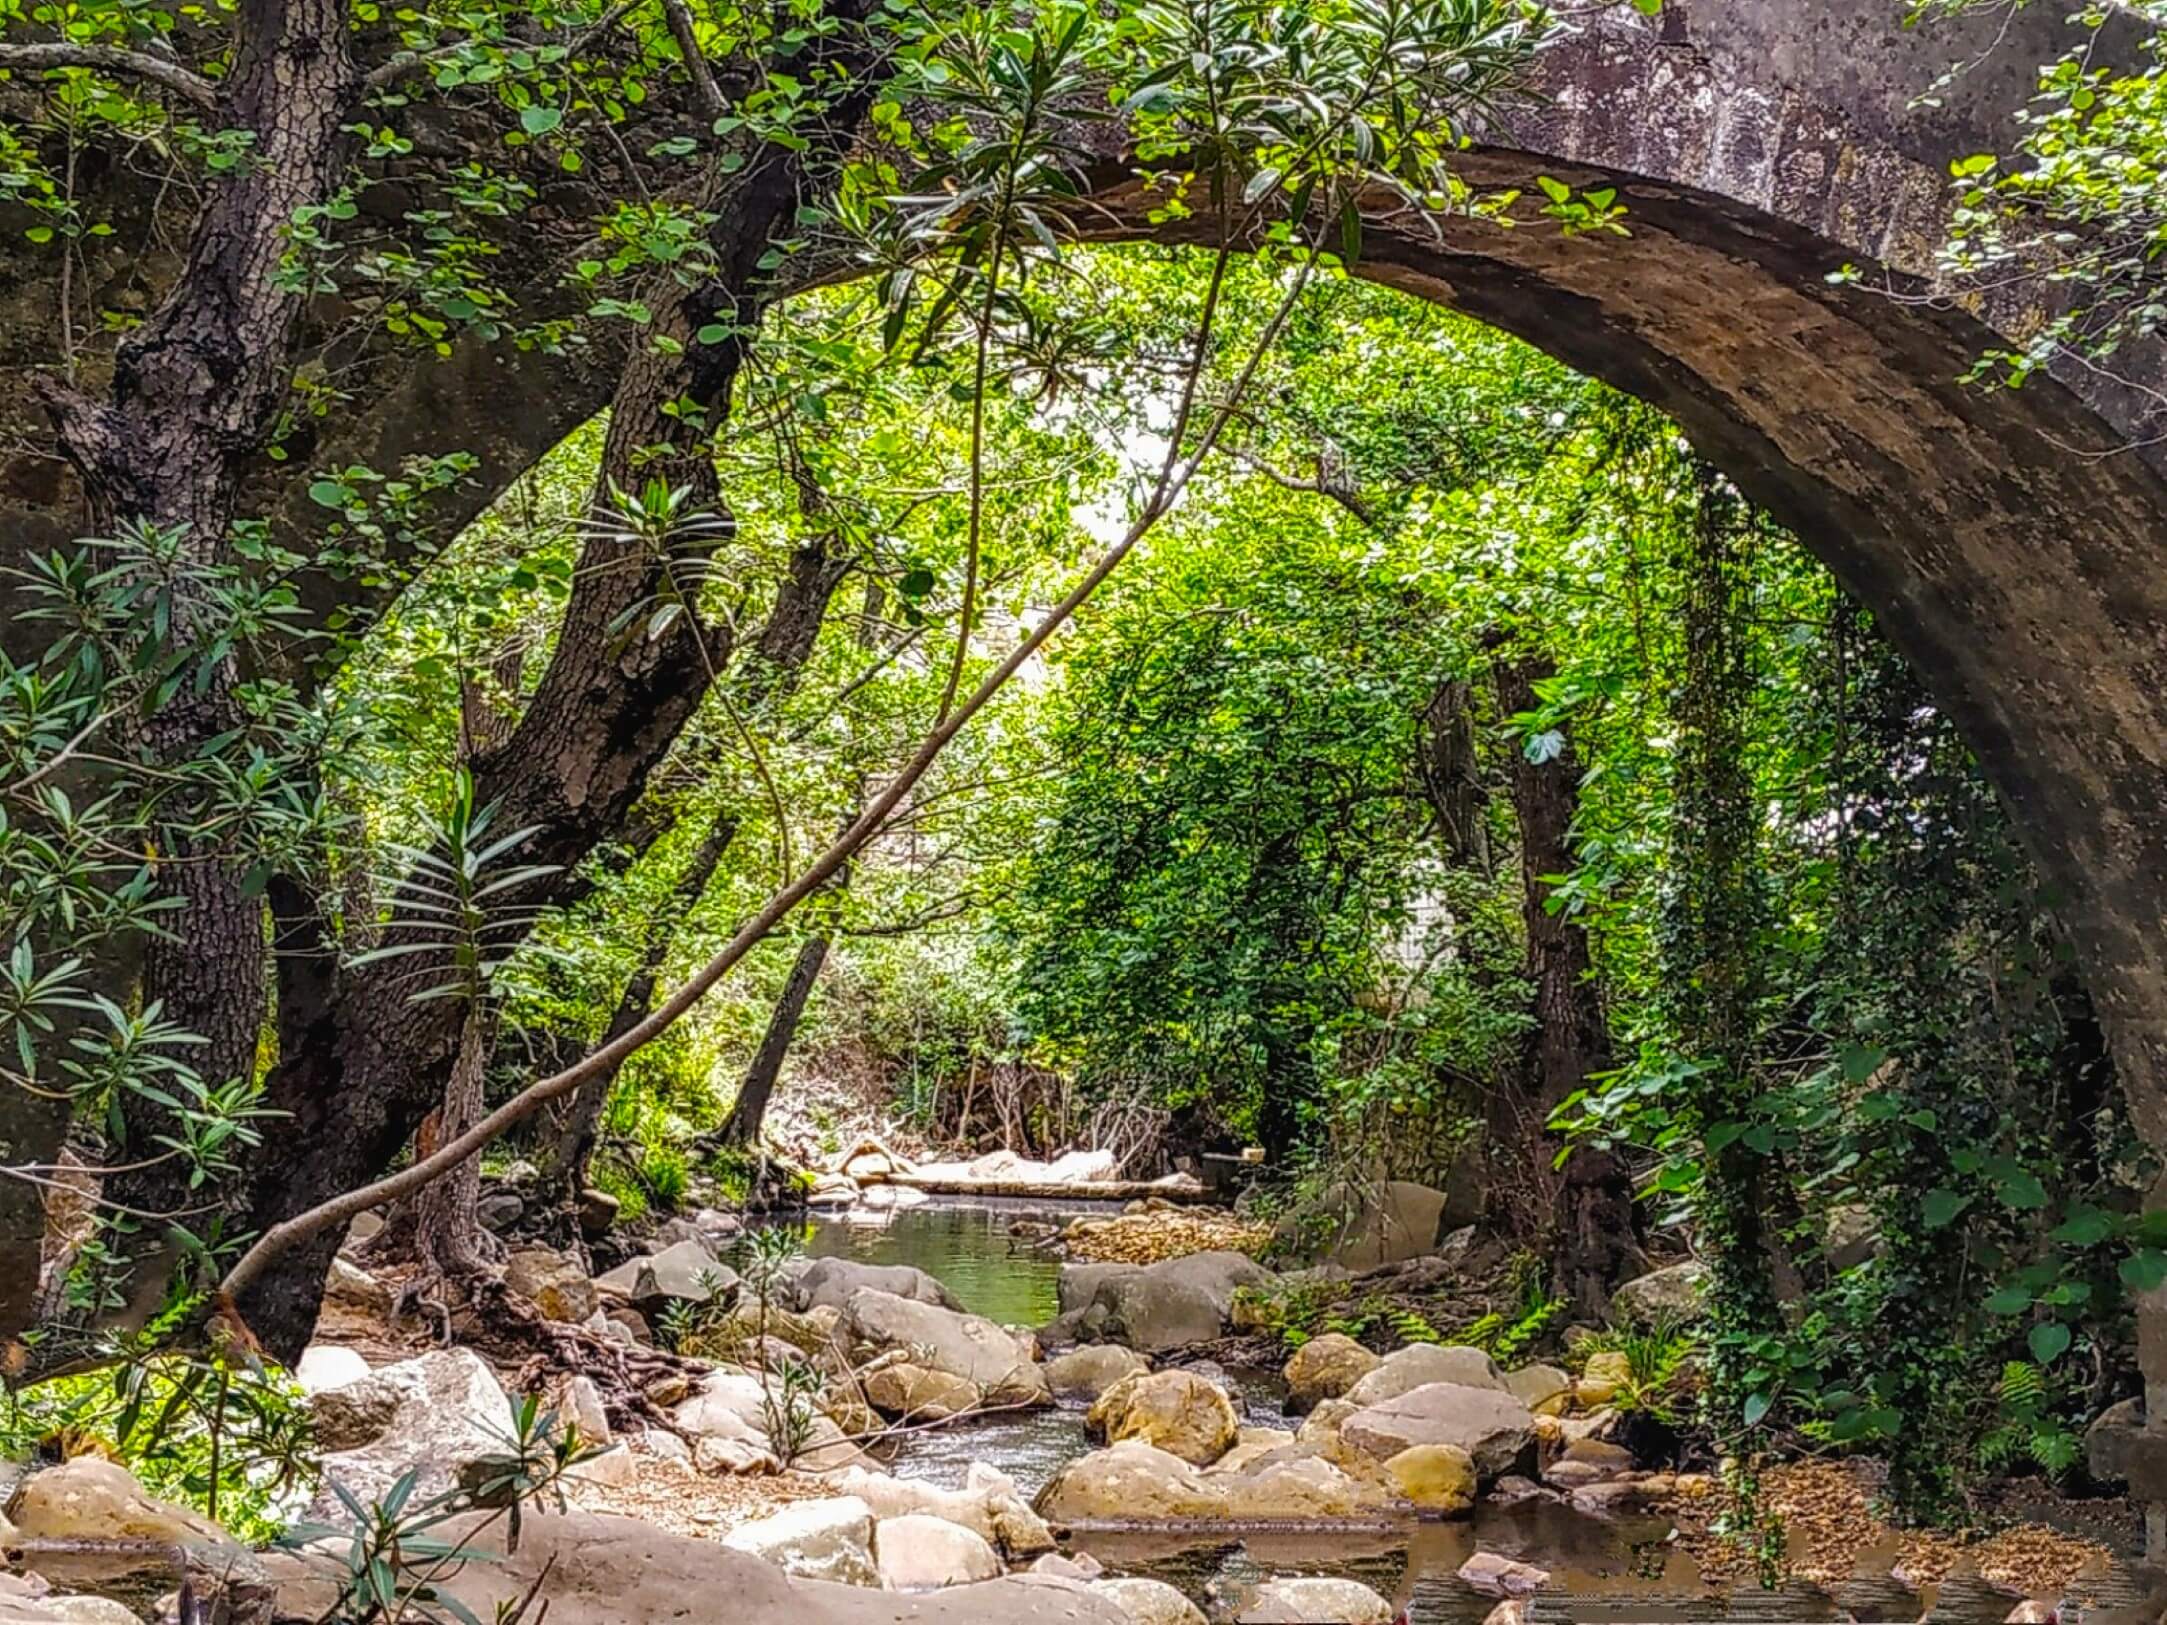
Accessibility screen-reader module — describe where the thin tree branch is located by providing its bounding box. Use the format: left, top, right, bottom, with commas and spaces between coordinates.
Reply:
660, 0, 726, 119
220, 229, 1320, 1311
0, 42, 218, 108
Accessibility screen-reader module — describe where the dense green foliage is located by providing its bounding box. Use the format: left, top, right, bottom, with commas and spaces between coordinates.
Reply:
4, 0, 2165, 1546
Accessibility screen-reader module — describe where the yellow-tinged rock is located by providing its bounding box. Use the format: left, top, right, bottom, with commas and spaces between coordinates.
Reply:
1384, 1443, 1476, 1515
1283, 1334, 1381, 1411
1576, 1351, 1632, 1408
1087, 1368, 1239, 1466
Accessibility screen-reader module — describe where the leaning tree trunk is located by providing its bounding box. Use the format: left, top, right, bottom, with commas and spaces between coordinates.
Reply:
1491, 654, 1642, 1317
717, 934, 831, 1148
544, 806, 744, 1215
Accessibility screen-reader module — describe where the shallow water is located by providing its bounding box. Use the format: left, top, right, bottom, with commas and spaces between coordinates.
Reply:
805, 1196, 1086, 1328
804, 1200, 2150, 1623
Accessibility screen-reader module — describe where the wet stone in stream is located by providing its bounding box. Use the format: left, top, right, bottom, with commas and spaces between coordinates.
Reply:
802, 1201, 2147, 1622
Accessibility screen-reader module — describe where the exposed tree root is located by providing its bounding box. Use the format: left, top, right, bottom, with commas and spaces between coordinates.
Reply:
453, 1278, 710, 1438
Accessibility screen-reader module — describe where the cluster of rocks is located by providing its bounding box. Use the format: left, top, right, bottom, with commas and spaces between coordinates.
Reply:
1034, 1334, 1702, 1531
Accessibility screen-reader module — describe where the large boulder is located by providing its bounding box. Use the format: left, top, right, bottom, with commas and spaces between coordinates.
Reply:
264, 1508, 1130, 1625
1344, 1344, 1504, 1406
1238, 1578, 1394, 1624
1090, 1578, 1207, 1625
1607, 1262, 1706, 1326
293, 1343, 370, 1395
1383, 1443, 1476, 1514
844, 1288, 1050, 1407
673, 1366, 867, 1474
795, 1257, 963, 1313
1035, 1442, 1229, 1522
1282, 1334, 1380, 1413
1501, 1364, 1571, 1416
1279, 1179, 1478, 1271
865, 1364, 983, 1422
1087, 1371, 1239, 1466
1338, 1382, 1534, 1479
1057, 1264, 1139, 1317
7, 1458, 271, 1623
1210, 1427, 1297, 1476
721, 1496, 878, 1587
1065, 1252, 1275, 1353
1219, 1458, 1390, 1520
505, 1246, 599, 1323
1045, 1345, 1151, 1400
595, 1238, 739, 1309
2087, 1396, 2143, 1483
11, 1456, 235, 1550
831, 1465, 1053, 1558
305, 1347, 518, 1513
874, 1514, 1002, 1591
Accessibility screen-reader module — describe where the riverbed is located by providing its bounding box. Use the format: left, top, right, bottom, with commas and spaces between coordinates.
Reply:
803, 1198, 2148, 1623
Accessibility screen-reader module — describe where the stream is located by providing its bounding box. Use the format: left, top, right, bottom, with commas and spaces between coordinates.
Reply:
804, 1199, 2147, 1623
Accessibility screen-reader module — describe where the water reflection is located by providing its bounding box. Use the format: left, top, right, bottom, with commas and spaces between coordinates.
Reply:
799, 1201, 2149, 1623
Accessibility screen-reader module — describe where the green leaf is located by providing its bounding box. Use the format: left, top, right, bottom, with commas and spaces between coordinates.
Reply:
307, 480, 349, 509
1632, 0, 1663, 13
2121, 1249, 2167, 1293
520, 106, 563, 135
1921, 1188, 1968, 1230
1536, 175, 1571, 205
2050, 1205, 2113, 1246
1994, 1169, 2048, 1211
1985, 1283, 2033, 1315
1742, 1390, 1772, 1427
2028, 1322, 2071, 1365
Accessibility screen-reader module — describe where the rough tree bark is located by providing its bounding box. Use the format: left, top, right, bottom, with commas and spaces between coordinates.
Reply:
223, 55, 886, 1359
541, 519, 856, 1209
1490, 654, 1642, 1316
30, 0, 362, 1324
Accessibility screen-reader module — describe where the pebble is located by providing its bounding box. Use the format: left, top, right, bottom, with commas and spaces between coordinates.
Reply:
1063, 1211, 1270, 1265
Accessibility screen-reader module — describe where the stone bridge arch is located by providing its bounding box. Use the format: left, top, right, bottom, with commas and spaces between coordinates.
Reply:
4, 0, 2166, 1487
1071, 0, 2167, 1165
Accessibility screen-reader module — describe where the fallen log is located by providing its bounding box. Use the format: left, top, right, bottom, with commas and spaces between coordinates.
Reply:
870, 1172, 1220, 1204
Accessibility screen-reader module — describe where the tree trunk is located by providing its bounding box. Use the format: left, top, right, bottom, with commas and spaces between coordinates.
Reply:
1491, 654, 1641, 1317
67, 0, 360, 1320
364, 1004, 497, 1276
368, 655, 525, 1274
718, 935, 830, 1147
545, 806, 744, 1210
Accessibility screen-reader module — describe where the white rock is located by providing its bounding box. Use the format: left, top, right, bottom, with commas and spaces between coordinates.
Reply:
323, 1254, 391, 1313
1457, 1552, 1551, 1599
306, 1348, 515, 1516
1239, 1577, 1394, 1623
1344, 1343, 1506, 1405
1092, 1577, 1208, 1625
829, 1464, 1053, 1556
873, 1513, 1001, 1591
293, 1344, 370, 1395
565, 1445, 642, 1488
721, 1495, 878, 1587
558, 1374, 612, 1448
